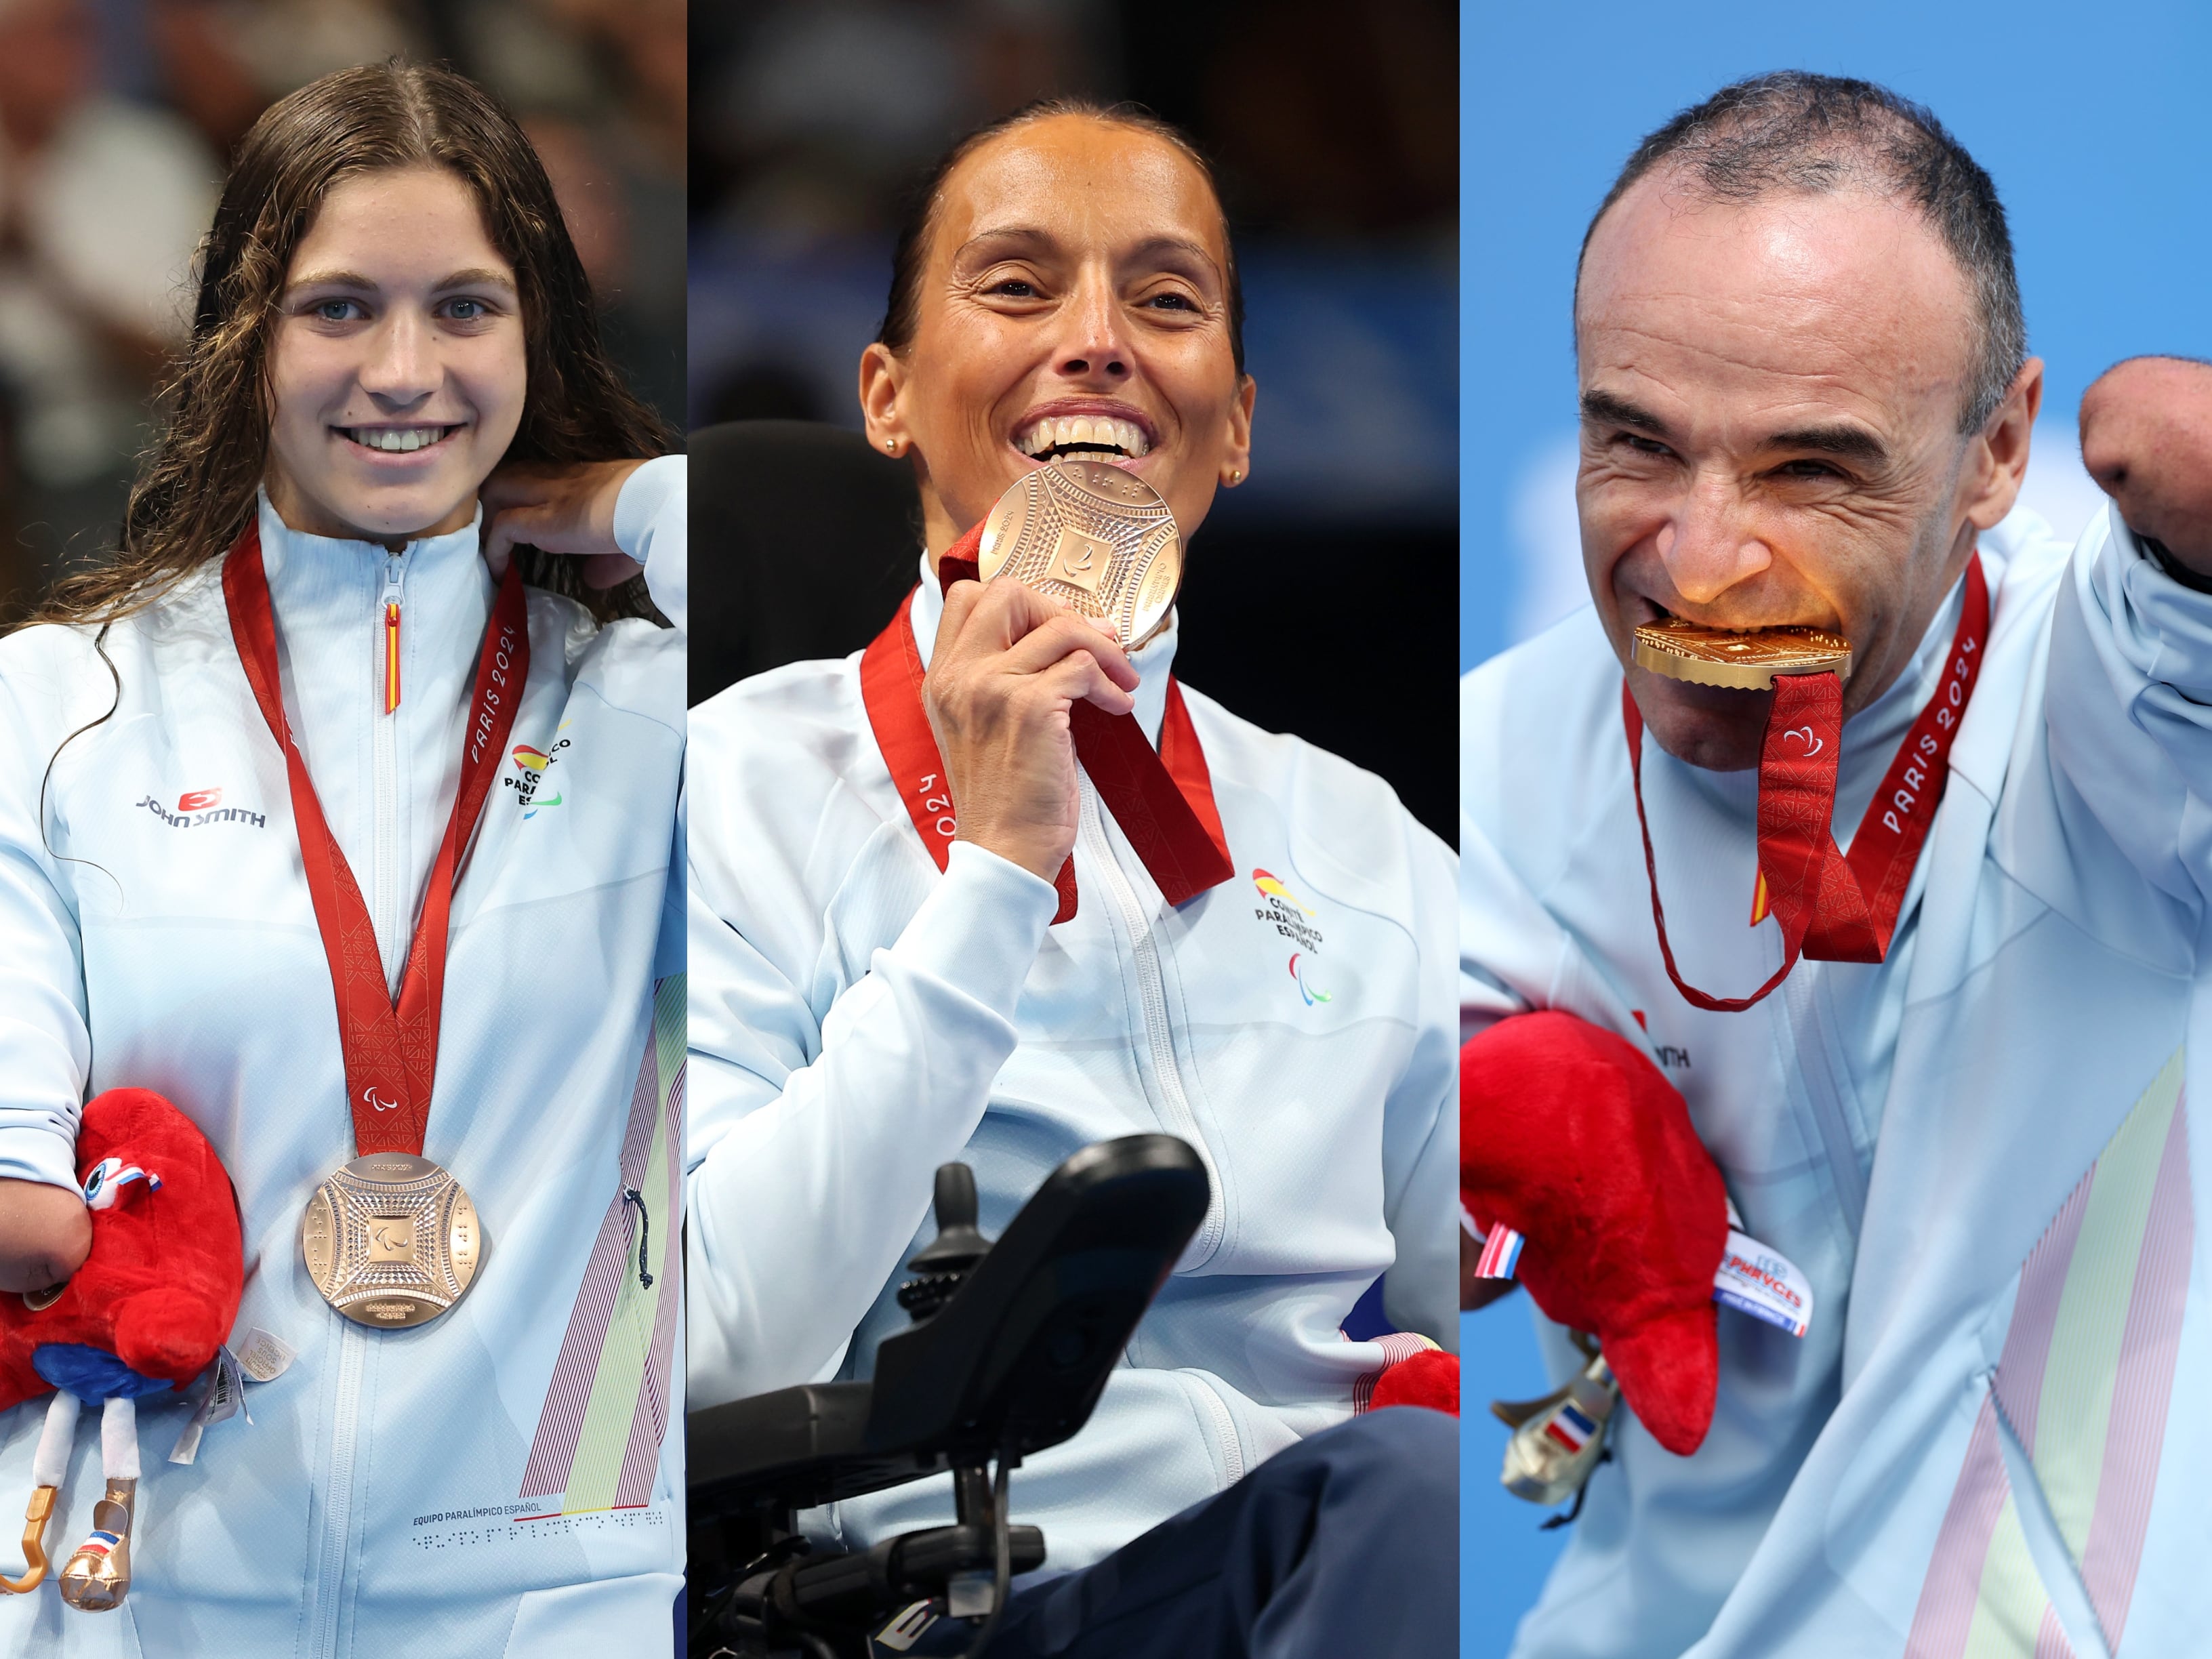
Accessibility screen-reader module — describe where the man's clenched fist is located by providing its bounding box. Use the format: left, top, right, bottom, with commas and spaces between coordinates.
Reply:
2081, 356, 2212, 573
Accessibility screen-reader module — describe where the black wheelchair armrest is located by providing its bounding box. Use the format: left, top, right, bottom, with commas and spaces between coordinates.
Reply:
688, 1382, 890, 1519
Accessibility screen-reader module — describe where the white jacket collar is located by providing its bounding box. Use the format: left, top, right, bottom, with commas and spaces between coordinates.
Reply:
253, 490, 492, 651
907, 548, 1181, 745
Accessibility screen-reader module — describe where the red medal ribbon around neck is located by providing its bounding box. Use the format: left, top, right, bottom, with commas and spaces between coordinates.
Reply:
1621, 552, 1989, 1012
859, 521, 1233, 923
223, 523, 528, 1154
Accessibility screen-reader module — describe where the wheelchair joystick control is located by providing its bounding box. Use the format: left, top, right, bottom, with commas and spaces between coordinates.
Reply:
897, 1162, 992, 1323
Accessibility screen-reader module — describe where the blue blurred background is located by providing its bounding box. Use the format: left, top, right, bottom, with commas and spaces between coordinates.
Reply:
1460, 2, 2212, 1652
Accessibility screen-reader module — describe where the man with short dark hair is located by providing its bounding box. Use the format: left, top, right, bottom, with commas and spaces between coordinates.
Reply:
1464, 71, 2212, 1657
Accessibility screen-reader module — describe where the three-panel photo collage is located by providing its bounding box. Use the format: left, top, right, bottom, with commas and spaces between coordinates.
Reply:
0, 3, 2207, 1656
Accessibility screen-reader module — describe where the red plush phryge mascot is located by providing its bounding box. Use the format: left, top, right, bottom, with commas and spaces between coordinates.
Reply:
1364, 1334, 1459, 1416
0, 1088, 243, 1612
1460, 1012, 1728, 1460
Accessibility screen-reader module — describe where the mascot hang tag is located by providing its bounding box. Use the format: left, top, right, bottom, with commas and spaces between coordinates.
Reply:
1474, 1212, 1814, 1338
1713, 1230, 1814, 1338
167, 1350, 243, 1467
169, 1330, 296, 1466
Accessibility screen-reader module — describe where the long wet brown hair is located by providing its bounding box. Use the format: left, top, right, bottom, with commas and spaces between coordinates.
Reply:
25, 59, 671, 632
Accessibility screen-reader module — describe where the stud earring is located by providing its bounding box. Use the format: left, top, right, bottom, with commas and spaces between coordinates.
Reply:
886, 439, 899, 453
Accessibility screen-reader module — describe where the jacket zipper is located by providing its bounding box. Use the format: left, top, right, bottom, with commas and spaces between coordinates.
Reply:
310, 1328, 367, 1659
1078, 782, 1227, 1265
312, 552, 404, 1656
382, 592, 402, 716
371, 556, 404, 987
1778, 962, 1870, 1244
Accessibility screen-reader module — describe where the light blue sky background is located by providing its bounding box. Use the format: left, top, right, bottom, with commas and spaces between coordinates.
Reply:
1459, 3, 2212, 1652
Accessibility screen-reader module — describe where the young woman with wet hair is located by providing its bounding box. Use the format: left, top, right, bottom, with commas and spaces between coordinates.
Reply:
0, 61, 686, 1652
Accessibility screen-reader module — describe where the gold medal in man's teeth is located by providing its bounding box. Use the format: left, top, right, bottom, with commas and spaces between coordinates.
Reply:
1632, 619, 1853, 690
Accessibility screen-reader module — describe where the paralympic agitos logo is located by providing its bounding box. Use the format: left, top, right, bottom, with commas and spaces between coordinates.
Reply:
1252, 869, 1332, 1006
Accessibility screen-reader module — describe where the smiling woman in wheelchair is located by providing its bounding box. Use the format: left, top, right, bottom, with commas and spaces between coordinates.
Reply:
684, 100, 1458, 1659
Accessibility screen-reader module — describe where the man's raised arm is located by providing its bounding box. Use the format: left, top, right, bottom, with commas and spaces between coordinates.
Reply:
2045, 356, 2212, 906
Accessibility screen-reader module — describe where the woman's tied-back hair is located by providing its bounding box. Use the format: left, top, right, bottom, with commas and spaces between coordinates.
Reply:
27, 58, 672, 630
877, 98, 1247, 378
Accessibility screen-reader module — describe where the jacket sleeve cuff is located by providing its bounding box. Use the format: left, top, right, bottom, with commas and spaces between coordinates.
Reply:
0, 1120, 79, 1193
2100, 508, 2212, 695
614, 456, 687, 631
890, 841, 1058, 1020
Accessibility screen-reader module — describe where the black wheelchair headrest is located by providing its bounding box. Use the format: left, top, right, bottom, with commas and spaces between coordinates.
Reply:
687, 419, 922, 704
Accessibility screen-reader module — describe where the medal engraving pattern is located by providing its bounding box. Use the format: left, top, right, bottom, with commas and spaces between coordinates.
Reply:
977, 459, 1181, 649
862, 525, 1234, 926
300, 1154, 481, 1328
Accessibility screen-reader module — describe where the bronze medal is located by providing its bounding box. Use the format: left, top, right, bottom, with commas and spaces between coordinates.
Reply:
300, 1154, 483, 1329
977, 458, 1181, 650
1631, 618, 1852, 691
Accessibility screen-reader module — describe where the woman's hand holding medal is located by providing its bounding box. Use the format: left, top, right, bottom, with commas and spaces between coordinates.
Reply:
922, 575, 1138, 884
480, 458, 649, 588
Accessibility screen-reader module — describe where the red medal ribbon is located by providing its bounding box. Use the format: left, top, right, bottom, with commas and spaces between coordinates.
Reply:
222, 523, 528, 1153
1622, 552, 1989, 1012
859, 522, 1232, 924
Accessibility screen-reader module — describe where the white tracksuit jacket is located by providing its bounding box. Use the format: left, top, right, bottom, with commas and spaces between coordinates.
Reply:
0, 457, 686, 1658
1465, 502, 2212, 1658
686, 556, 1458, 1574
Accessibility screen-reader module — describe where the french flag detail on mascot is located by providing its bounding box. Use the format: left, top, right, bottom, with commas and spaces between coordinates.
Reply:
0, 1089, 243, 1612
